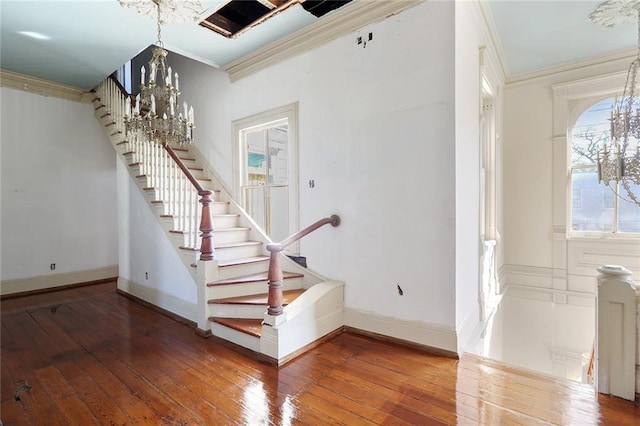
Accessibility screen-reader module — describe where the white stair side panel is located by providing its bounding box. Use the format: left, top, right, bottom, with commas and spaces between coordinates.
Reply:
261, 281, 345, 361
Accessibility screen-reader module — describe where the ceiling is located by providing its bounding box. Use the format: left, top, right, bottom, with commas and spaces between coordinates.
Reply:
0, 0, 638, 91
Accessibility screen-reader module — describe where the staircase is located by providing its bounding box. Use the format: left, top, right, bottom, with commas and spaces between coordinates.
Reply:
92, 77, 344, 364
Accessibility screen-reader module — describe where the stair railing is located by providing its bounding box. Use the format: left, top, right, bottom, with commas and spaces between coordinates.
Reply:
265, 214, 340, 316
95, 76, 213, 261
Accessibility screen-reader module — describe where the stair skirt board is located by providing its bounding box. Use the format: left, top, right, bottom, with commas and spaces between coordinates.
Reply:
211, 322, 261, 352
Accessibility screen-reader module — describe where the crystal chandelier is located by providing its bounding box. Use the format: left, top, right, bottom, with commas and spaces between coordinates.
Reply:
590, 0, 640, 205
120, 0, 200, 146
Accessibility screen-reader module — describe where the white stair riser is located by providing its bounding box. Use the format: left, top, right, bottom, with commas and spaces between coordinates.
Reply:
179, 249, 198, 265
209, 277, 303, 299
211, 323, 260, 352
210, 304, 266, 319
170, 233, 199, 249
152, 203, 202, 217
161, 216, 202, 231
214, 229, 250, 244
217, 260, 269, 280
213, 244, 263, 262
211, 203, 230, 215
213, 215, 239, 228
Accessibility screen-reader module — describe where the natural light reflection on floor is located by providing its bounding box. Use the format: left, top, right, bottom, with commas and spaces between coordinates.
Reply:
468, 287, 595, 383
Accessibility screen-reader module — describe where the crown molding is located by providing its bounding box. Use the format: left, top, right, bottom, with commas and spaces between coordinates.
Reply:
0, 69, 88, 102
505, 48, 636, 87
223, 0, 424, 82
477, 0, 510, 81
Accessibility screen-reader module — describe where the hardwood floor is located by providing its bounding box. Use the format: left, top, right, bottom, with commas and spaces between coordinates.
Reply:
1, 282, 638, 425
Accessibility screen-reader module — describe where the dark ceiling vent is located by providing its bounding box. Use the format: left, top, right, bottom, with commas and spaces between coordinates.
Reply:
200, 0, 353, 39
301, 0, 352, 18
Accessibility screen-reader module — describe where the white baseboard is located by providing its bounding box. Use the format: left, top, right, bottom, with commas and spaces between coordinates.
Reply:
1, 265, 118, 295
117, 277, 197, 323
345, 308, 457, 354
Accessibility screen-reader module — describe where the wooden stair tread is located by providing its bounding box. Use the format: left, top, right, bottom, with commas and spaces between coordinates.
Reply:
208, 271, 303, 286
217, 256, 269, 268
210, 318, 262, 338
210, 289, 305, 305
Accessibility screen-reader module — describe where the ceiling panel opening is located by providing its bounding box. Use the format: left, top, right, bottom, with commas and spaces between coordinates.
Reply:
199, 0, 352, 38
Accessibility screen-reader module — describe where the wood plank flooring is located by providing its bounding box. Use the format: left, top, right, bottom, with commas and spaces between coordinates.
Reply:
2, 281, 638, 425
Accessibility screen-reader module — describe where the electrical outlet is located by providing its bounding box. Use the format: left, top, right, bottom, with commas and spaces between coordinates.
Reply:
50, 263, 56, 271
145, 272, 149, 280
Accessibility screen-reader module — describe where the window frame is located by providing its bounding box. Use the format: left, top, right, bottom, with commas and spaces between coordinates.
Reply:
568, 96, 639, 238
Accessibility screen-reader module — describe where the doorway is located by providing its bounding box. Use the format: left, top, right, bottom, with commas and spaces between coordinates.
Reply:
232, 103, 299, 252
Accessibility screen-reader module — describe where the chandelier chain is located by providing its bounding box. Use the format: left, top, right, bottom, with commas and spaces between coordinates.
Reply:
156, 2, 164, 47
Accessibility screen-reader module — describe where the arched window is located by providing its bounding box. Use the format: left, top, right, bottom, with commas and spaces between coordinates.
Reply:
570, 97, 640, 234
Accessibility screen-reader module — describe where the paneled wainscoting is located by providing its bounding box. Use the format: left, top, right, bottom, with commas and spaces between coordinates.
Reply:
1, 281, 638, 425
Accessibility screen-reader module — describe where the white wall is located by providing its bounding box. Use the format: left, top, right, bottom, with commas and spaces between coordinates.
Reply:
0, 87, 118, 292
116, 158, 198, 320
503, 79, 555, 271
170, 1, 461, 347
503, 58, 640, 290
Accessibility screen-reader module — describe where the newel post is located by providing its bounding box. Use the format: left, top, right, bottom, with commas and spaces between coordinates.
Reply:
198, 190, 214, 261
265, 243, 284, 318
595, 265, 636, 401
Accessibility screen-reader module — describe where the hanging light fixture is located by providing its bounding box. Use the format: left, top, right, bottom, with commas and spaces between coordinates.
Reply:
119, 0, 200, 146
590, 1, 640, 205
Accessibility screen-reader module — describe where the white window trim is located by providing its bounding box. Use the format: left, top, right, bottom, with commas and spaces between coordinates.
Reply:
552, 72, 640, 240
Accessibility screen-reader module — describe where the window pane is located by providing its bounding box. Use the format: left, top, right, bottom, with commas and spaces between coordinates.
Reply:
571, 98, 614, 166
267, 125, 288, 184
618, 181, 640, 233
571, 168, 614, 232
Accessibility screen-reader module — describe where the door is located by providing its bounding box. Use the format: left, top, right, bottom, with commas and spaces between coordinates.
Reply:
233, 104, 299, 252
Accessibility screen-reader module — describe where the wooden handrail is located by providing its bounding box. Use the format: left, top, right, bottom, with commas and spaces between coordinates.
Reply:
163, 145, 204, 192
161, 145, 213, 261
101, 76, 213, 262
266, 215, 340, 316
108, 74, 129, 97
280, 214, 340, 249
